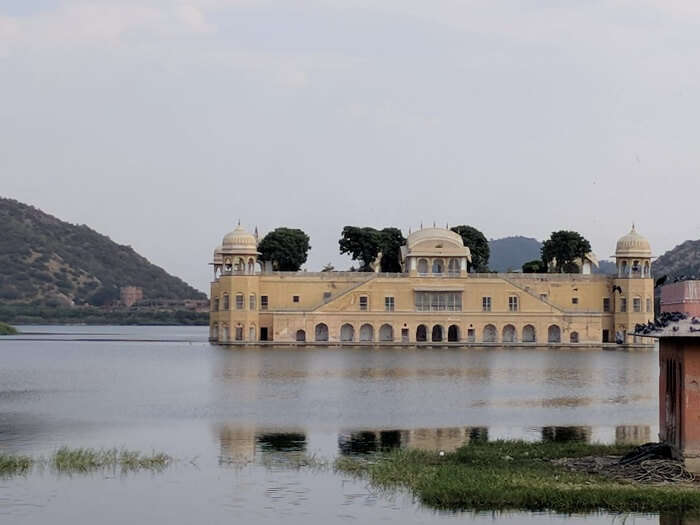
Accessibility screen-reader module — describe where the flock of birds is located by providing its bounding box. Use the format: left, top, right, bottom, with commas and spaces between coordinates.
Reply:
634, 312, 700, 336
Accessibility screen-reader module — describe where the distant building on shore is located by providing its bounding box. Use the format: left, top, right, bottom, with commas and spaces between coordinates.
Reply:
660, 280, 700, 317
120, 286, 143, 307
209, 225, 654, 346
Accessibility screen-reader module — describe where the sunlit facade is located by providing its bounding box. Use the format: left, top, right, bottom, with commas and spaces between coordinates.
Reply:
209, 225, 654, 346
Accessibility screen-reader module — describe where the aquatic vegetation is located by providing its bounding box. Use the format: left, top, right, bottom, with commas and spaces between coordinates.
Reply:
0, 448, 171, 477
335, 440, 700, 514
0, 321, 18, 335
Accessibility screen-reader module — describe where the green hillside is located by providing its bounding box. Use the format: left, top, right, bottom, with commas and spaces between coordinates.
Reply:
488, 236, 542, 272
0, 197, 205, 306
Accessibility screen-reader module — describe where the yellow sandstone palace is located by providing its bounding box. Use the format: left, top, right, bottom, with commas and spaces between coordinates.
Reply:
209, 225, 654, 346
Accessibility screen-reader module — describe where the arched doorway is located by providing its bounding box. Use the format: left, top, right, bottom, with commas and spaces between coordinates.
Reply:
296, 329, 306, 342
483, 324, 497, 343
548, 325, 561, 343
249, 325, 256, 341
502, 324, 516, 343
432, 259, 444, 274
416, 324, 427, 342
418, 259, 428, 274
522, 325, 536, 343
448, 325, 460, 342
379, 324, 393, 342
432, 325, 444, 342
340, 324, 355, 342
570, 331, 579, 343
360, 324, 374, 342
315, 323, 329, 342
210, 323, 218, 340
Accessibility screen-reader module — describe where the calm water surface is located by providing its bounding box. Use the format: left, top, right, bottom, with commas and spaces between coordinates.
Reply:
0, 326, 661, 524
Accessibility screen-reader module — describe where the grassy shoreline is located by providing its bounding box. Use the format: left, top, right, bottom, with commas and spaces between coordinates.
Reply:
0, 321, 18, 335
335, 440, 700, 514
0, 447, 171, 476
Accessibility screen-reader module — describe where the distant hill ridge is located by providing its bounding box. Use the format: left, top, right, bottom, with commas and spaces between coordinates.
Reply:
653, 239, 700, 281
487, 236, 542, 272
0, 197, 205, 306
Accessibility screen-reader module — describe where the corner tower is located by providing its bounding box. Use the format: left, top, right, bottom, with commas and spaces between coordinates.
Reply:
612, 225, 654, 343
209, 225, 261, 343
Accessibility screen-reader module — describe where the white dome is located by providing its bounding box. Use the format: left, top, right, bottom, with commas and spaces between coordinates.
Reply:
221, 225, 258, 254
406, 228, 465, 249
615, 225, 651, 258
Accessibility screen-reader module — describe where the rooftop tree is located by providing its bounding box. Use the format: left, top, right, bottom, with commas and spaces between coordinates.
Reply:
258, 227, 310, 271
541, 230, 591, 273
450, 225, 489, 272
339, 226, 406, 272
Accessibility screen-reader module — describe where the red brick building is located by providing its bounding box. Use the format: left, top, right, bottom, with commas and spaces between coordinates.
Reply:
660, 281, 700, 317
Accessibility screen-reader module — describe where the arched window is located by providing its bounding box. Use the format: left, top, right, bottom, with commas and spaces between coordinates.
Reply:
225, 258, 232, 272
379, 324, 393, 342
448, 259, 460, 276
249, 294, 256, 311
643, 261, 650, 278
360, 324, 374, 342
249, 325, 256, 341
223, 294, 229, 311
235, 324, 243, 341
620, 260, 628, 277
522, 325, 536, 343
296, 329, 306, 342
223, 324, 230, 341
570, 331, 579, 343
210, 323, 218, 340
235, 293, 244, 310
431, 325, 444, 342
548, 325, 561, 343
418, 259, 428, 274
416, 324, 428, 342
448, 325, 460, 342
483, 324, 497, 343
248, 258, 255, 274
432, 259, 444, 274
340, 323, 355, 342
315, 323, 329, 342
502, 324, 516, 343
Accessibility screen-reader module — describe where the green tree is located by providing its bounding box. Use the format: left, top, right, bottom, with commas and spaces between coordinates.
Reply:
522, 259, 547, 273
451, 225, 490, 272
541, 231, 591, 273
258, 228, 311, 271
378, 227, 406, 273
339, 227, 382, 272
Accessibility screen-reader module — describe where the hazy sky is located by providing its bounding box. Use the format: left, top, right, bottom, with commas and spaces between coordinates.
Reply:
2, 1, 700, 293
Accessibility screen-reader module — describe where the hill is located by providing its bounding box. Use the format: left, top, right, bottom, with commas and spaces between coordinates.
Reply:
0, 197, 206, 306
488, 236, 542, 272
652, 239, 700, 281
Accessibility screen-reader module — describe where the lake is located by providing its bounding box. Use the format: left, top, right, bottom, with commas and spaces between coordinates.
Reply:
0, 326, 661, 524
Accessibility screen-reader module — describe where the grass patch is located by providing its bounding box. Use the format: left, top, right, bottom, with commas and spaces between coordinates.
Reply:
335, 440, 700, 514
0, 321, 18, 335
0, 447, 171, 476
0, 453, 33, 475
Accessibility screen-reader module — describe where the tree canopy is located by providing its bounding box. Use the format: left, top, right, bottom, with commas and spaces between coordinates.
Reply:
450, 225, 489, 272
541, 230, 591, 273
339, 226, 406, 272
258, 227, 311, 271
522, 259, 547, 273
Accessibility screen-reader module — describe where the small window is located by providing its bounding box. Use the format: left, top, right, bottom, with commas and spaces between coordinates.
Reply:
620, 298, 627, 313
293, 295, 300, 303
261, 296, 268, 310
385, 296, 395, 312
223, 294, 230, 311
249, 294, 256, 311
482, 297, 492, 312
235, 294, 244, 310
572, 297, 579, 305
603, 298, 610, 312
633, 297, 641, 313
646, 298, 652, 313
359, 296, 369, 311
508, 296, 519, 312
214, 298, 220, 311
235, 325, 243, 341
540, 293, 548, 301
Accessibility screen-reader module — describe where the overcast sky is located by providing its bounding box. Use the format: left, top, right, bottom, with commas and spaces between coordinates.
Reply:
2, 0, 700, 293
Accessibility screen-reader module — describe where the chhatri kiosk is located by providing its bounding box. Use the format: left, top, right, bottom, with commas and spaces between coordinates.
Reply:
209, 225, 654, 347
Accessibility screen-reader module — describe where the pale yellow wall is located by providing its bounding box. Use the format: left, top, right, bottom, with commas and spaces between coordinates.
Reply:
210, 271, 651, 345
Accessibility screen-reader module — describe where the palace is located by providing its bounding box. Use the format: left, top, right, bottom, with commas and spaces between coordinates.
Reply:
209, 225, 654, 346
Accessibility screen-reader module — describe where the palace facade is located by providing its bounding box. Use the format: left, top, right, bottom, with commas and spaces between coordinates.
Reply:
209, 226, 654, 346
